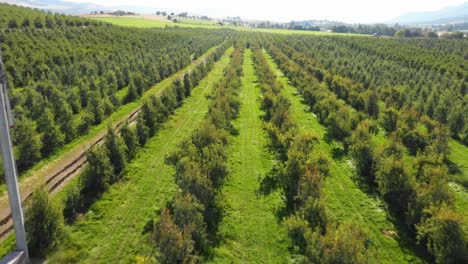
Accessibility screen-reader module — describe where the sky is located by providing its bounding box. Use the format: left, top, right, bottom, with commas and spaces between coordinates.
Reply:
66, 0, 467, 23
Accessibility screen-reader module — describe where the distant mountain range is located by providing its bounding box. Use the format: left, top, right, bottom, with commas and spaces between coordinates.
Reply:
0, 0, 177, 15
1, 0, 110, 14
2, 0, 468, 26
388, 2, 468, 25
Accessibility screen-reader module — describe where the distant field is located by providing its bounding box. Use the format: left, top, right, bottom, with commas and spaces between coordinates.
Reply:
90, 16, 365, 36
179, 18, 220, 26
90, 17, 227, 29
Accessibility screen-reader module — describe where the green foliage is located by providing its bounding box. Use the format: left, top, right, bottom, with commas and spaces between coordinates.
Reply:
375, 157, 415, 216
306, 221, 375, 264
124, 80, 139, 103
136, 114, 149, 147
0, 3, 230, 172
380, 107, 398, 133
272, 33, 467, 140
172, 192, 208, 253
40, 109, 65, 156
326, 106, 359, 142
81, 147, 113, 197
104, 127, 127, 178
349, 121, 377, 182
262, 39, 461, 262
417, 204, 467, 264
25, 187, 64, 257
155, 46, 243, 259
120, 122, 138, 160
153, 209, 195, 263
14, 117, 42, 170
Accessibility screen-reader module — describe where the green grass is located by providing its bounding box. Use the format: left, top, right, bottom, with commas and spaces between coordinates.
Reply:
237, 27, 366, 36
44, 47, 234, 263
0, 45, 220, 198
91, 17, 226, 29
90, 16, 367, 36
179, 18, 220, 26
262, 49, 425, 263
210, 49, 292, 263
447, 139, 468, 213
91, 17, 169, 28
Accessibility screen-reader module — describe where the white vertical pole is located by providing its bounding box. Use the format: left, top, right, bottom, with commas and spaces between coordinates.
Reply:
0, 56, 29, 262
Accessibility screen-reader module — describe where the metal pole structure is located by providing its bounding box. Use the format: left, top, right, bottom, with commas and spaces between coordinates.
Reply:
0, 50, 30, 262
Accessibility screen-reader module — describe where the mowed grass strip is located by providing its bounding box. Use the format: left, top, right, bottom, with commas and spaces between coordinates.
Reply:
210, 49, 291, 263
447, 139, 468, 213
47, 47, 234, 263
262, 50, 425, 264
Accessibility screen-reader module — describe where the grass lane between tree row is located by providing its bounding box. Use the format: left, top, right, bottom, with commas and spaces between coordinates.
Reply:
210, 48, 292, 263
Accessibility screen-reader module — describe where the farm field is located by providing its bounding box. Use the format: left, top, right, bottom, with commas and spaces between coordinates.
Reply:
0, 43, 225, 244
0, 3, 466, 264
262, 49, 425, 263
88, 15, 365, 36
46, 47, 235, 263
90, 17, 227, 29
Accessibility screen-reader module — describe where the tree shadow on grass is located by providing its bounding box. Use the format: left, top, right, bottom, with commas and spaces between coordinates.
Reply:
256, 166, 291, 224
341, 158, 431, 262
445, 158, 468, 188
330, 145, 346, 160
385, 212, 432, 263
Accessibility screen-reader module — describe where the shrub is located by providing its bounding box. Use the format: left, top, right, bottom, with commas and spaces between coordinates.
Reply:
25, 187, 64, 257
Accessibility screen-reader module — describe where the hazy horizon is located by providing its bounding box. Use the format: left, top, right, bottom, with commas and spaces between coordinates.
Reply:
63, 0, 468, 23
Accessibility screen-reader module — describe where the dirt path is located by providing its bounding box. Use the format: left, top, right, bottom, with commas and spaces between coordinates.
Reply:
0, 45, 220, 241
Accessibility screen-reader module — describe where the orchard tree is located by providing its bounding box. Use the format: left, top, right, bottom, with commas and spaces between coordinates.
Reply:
15, 117, 42, 170
40, 109, 65, 156
25, 187, 64, 257
349, 121, 377, 182
124, 80, 138, 103
120, 122, 138, 160
308, 221, 375, 264
376, 157, 415, 216
81, 147, 113, 197
104, 127, 127, 179
154, 209, 195, 263
417, 204, 467, 264
381, 107, 398, 133
172, 192, 208, 253
136, 114, 149, 147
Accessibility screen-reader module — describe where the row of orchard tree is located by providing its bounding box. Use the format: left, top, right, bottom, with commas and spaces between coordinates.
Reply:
0, 3, 100, 29
251, 42, 376, 263
277, 34, 468, 145
152, 43, 244, 262
22, 42, 230, 258
0, 4, 230, 176
265, 35, 466, 263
